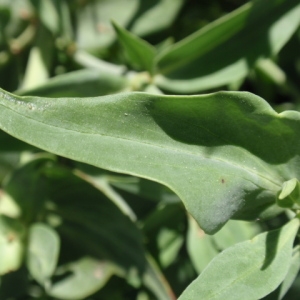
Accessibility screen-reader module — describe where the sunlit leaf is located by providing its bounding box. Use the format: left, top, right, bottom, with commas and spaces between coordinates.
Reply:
1, 89, 300, 233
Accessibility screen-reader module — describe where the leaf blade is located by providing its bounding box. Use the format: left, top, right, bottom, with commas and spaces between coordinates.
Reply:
112, 21, 156, 74
179, 218, 300, 300
155, 0, 300, 93
27, 223, 60, 284
1, 89, 300, 233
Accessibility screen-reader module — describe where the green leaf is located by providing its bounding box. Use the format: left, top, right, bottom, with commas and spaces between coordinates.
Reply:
27, 223, 60, 285
157, 227, 184, 268
112, 21, 156, 74
1, 89, 300, 233
21, 24, 54, 90
187, 217, 260, 273
17, 68, 128, 98
142, 255, 175, 300
0, 130, 37, 152
155, 0, 300, 93
179, 218, 300, 300
75, 0, 139, 51
3, 158, 51, 224
0, 215, 25, 275
130, 0, 183, 37
30, 0, 59, 34
75, 0, 183, 52
0, 190, 21, 218
212, 219, 260, 250
277, 178, 300, 208
187, 216, 219, 274
48, 257, 115, 300
279, 178, 298, 200
264, 246, 300, 300
42, 163, 147, 275
277, 246, 300, 299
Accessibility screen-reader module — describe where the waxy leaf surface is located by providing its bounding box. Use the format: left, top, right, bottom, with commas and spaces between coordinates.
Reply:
1, 89, 300, 233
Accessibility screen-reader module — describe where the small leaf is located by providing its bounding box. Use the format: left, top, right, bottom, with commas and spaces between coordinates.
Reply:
27, 223, 60, 285
112, 21, 156, 74
17, 69, 128, 98
179, 218, 300, 300
0, 216, 25, 275
130, 0, 183, 37
0, 191, 21, 218
277, 178, 300, 208
30, 0, 59, 34
48, 257, 115, 300
21, 25, 54, 90
157, 227, 184, 268
279, 178, 298, 199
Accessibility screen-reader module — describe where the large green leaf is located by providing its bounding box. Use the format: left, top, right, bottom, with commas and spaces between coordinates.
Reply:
1, 89, 300, 233
155, 0, 300, 93
179, 218, 300, 300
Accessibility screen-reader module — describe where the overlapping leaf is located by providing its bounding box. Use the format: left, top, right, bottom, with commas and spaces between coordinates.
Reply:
17, 69, 128, 98
1, 89, 300, 233
76, 0, 183, 52
179, 218, 300, 300
155, 0, 300, 93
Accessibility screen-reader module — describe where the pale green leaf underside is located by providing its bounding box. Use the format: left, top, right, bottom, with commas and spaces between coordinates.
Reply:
1, 89, 300, 233
179, 218, 300, 300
